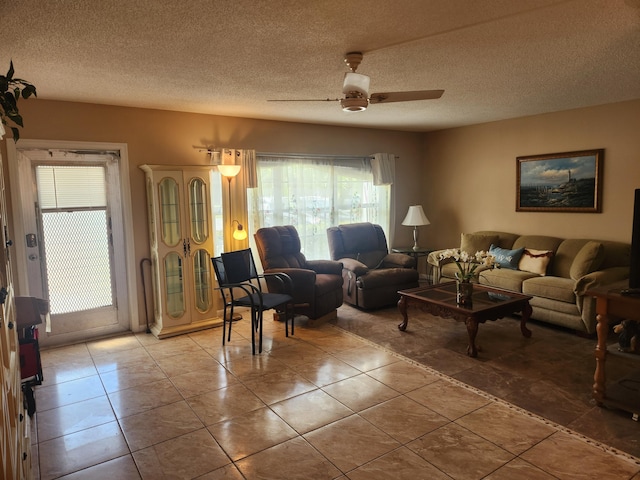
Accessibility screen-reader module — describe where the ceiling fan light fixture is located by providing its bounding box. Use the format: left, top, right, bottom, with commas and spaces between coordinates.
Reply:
342, 72, 370, 96
341, 97, 368, 112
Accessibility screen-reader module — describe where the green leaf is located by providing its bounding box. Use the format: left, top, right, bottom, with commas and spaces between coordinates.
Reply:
2, 92, 17, 114
9, 113, 23, 127
7, 60, 14, 81
21, 84, 36, 99
10, 126, 19, 142
0, 76, 7, 92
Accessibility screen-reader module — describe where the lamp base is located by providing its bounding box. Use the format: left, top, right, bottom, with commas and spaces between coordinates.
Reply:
412, 226, 420, 251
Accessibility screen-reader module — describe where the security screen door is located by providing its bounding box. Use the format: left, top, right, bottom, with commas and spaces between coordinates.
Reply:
20, 151, 130, 346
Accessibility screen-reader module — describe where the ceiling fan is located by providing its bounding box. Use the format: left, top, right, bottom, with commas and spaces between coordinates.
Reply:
268, 52, 444, 112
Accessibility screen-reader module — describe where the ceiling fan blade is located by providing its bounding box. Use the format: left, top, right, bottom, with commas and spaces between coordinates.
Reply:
369, 90, 444, 104
267, 98, 341, 102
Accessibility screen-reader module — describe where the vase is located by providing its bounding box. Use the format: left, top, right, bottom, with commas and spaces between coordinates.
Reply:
456, 280, 473, 306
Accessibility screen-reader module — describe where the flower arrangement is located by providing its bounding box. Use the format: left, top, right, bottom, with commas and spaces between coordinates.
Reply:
438, 249, 496, 282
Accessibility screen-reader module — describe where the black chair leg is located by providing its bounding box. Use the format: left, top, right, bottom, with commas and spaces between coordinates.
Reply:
227, 306, 234, 343
258, 310, 263, 354
222, 305, 228, 346
290, 303, 295, 336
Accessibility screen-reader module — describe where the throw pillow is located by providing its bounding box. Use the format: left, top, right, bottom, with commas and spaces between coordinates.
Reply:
570, 241, 604, 280
489, 244, 525, 270
519, 248, 554, 276
460, 233, 499, 254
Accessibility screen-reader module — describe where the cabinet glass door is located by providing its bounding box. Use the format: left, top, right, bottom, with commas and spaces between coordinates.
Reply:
164, 252, 185, 318
188, 177, 209, 244
159, 177, 181, 247
192, 249, 212, 312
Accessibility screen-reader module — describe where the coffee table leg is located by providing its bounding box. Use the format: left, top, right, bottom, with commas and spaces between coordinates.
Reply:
521, 301, 533, 338
465, 317, 478, 357
398, 296, 408, 331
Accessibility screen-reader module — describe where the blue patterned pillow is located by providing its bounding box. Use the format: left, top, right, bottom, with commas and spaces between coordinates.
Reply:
489, 244, 524, 270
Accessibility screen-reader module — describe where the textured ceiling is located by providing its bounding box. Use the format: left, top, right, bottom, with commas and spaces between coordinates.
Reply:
2, 0, 640, 132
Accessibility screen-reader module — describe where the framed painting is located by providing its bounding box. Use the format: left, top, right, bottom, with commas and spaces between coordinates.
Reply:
516, 149, 604, 213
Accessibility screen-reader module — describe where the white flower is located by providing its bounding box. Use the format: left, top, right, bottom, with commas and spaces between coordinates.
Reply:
439, 249, 496, 281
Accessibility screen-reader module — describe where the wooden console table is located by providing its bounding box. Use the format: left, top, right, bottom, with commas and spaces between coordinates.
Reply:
587, 286, 640, 419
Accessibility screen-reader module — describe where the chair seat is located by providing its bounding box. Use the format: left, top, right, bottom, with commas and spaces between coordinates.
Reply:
235, 292, 293, 310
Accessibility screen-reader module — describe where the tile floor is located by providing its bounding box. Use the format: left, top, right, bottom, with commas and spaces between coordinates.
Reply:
31, 306, 640, 479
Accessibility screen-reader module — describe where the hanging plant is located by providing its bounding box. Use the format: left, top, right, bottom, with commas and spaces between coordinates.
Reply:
0, 60, 37, 142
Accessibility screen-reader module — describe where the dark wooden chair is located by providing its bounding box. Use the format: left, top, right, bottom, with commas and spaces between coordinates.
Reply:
212, 248, 294, 354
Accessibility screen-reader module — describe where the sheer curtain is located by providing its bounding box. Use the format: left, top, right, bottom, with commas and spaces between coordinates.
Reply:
248, 154, 391, 260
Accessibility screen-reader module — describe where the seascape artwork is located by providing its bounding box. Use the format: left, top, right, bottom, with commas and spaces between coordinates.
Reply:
517, 150, 603, 213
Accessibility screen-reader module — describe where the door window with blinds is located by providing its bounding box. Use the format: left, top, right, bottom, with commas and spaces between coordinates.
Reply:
35, 165, 114, 314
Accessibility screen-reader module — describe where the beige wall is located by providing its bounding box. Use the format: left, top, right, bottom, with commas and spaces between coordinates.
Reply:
3, 98, 639, 329
2, 99, 424, 328
423, 99, 640, 249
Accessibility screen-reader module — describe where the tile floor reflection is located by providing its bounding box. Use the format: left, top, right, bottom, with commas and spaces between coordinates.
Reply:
32, 306, 640, 479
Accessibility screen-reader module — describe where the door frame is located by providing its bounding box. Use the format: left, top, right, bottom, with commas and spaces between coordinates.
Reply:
5, 139, 139, 338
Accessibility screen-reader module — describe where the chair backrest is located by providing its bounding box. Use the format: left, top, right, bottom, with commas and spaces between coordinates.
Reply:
254, 225, 309, 270
212, 249, 263, 291
327, 222, 389, 267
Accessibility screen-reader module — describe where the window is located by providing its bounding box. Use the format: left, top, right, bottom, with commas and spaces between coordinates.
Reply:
248, 155, 391, 260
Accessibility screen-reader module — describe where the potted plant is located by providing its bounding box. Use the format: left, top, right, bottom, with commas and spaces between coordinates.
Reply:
0, 60, 37, 142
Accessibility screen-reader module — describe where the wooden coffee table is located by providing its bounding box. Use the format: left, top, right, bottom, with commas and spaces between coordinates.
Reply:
398, 282, 533, 357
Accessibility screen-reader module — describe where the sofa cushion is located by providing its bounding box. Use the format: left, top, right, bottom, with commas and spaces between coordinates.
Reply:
461, 233, 498, 254
357, 251, 387, 269
519, 248, 554, 276
512, 235, 563, 253
472, 231, 519, 249
338, 222, 381, 253
489, 244, 524, 270
570, 241, 605, 280
522, 276, 576, 304
440, 262, 492, 280
478, 268, 538, 292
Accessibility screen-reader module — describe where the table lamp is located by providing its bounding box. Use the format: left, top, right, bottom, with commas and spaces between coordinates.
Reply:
402, 205, 430, 251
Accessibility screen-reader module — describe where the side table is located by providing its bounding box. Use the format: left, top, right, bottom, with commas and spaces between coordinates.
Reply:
586, 286, 640, 420
392, 247, 433, 282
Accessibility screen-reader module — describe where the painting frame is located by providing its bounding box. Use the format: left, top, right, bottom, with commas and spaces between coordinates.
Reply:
516, 149, 604, 213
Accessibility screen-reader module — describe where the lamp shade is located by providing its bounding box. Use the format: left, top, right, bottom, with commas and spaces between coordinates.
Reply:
217, 164, 241, 178
233, 221, 248, 241
402, 205, 430, 226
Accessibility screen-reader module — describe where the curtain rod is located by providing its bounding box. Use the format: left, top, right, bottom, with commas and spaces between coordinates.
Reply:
256, 152, 399, 160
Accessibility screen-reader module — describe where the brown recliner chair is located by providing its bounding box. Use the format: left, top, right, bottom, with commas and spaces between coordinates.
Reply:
254, 225, 344, 321
327, 222, 419, 309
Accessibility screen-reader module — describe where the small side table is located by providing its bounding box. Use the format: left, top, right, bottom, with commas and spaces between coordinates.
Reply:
392, 247, 433, 279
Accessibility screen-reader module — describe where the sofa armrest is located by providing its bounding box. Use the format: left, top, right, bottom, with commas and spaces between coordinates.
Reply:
427, 249, 454, 268
306, 259, 343, 275
264, 268, 316, 286
574, 266, 630, 296
382, 253, 415, 269
340, 258, 369, 277
427, 249, 455, 283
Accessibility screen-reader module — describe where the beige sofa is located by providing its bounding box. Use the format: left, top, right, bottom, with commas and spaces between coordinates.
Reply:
428, 231, 631, 334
